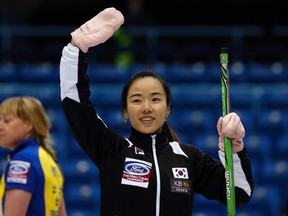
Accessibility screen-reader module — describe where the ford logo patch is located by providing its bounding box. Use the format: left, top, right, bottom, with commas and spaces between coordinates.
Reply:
124, 163, 149, 175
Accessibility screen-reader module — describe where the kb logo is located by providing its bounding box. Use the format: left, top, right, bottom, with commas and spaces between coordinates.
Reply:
174, 180, 182, 187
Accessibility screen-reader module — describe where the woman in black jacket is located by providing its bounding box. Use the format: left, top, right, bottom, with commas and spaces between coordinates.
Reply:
60, 7, 254, 216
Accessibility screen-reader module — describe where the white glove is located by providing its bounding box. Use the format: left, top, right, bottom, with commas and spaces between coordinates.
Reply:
71, 7, 124, 53
217, 112, 245, 153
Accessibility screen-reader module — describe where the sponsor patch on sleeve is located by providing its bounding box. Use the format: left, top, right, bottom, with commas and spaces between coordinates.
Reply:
7, 160, 31, 184
121, 158, 152, 188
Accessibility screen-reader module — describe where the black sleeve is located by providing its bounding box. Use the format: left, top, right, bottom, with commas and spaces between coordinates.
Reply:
60, 43, 126, 168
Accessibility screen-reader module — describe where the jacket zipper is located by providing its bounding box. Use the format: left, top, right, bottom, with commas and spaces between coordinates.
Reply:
152, 134, 160, 216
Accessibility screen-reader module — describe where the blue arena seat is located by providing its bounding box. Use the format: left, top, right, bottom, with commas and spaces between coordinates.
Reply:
0, 83, 60, 108
245, 62, 286, 83
193, 134, 219, 158
51, 131, 70, 160
261, 84, 288, 109
236, 209, 266, 216
46, 108, 68, 130
45, 108, 70, 159
276, 134, 288, 159
168, 63, 209, 83
0, 62, 19, 82
65, 138, 94, 160
239, 184, 281, 216
192, 210, 223, 216
249, 158, 260, 184
256, 109, 288, 133
260, 163, 288, 208
67, 206, 100, 216
64, 182, 100, 216
67, 209, 99, 216
261, 160, 288, 184
90, 85, 122, 107
64, 182, 100, 203
194, 194, 226, 215
174, 109, 215, 132
244, 133, 272, 163
206, 62, 222, 83
87, 63, 131, 83
17, 62, 59, 82
149, 63, 171, 79
229, 61, 247, 83
171, 84, 220, 109
61, 157, 99, 180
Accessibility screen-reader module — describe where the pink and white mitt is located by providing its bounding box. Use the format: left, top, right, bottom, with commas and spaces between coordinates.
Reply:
217, 112, 245, 153
71, 7, 124, 53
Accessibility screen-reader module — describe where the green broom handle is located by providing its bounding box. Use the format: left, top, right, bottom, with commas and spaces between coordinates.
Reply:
220, 47, 236, 216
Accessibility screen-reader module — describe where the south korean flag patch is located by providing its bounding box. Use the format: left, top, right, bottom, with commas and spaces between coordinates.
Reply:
172, 167, 189, 179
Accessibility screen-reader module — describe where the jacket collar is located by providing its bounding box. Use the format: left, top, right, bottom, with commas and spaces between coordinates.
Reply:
9, 138, 37, 157
128, 127, 169, 153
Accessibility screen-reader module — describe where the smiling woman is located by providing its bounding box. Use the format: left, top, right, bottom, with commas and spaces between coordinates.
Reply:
59, 7, 254, 216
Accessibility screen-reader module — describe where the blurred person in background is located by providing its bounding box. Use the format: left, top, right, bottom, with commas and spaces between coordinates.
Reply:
60, 7, 254, 215
0, 96, 66, 216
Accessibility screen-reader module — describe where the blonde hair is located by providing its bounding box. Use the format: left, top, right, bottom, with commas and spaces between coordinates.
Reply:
0, 96, 57, 161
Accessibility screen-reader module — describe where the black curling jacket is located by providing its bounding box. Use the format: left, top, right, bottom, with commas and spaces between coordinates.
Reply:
60, 43, 254, 216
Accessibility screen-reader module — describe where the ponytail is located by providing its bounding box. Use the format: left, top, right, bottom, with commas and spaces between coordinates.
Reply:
163, 121, 180, 143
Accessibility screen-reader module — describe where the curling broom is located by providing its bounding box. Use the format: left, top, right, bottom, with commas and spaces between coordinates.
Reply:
220, 47, 236, 216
